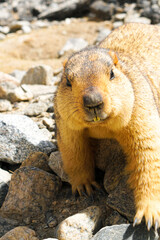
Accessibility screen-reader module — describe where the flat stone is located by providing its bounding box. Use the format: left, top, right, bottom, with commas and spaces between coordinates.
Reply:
24, 101, 49, 116
0, 226, 39, 240
0, 99, 12, 112
92, 223, 159, 240
125, 15, 151, 24
1, 166, 61, 221
0, 114, 56, 164
0, 72, 19, 99
7, 86, 33, 103
57, 206, 101, 240
48, 151, 69, 182
21, 84, 57, 98
21, 65, 54, 85
21, 151, 51, 173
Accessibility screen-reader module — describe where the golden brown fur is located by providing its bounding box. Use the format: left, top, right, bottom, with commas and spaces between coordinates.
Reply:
54, 23, 160, 229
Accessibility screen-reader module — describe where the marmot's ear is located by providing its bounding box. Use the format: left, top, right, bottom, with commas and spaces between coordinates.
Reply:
109, 51, 118, 66
63, 59, 68, 68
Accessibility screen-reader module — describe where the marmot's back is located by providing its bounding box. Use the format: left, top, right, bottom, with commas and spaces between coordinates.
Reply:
100, 23, 160, 112
100, 23, 160, 62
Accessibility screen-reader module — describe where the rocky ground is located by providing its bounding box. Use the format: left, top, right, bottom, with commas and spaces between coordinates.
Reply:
0, 0, 160, 239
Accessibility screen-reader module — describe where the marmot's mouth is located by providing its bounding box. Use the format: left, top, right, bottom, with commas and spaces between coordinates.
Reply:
84, 112, 108, 123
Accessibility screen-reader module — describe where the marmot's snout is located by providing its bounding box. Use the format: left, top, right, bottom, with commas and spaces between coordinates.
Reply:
83, 87, 107, 122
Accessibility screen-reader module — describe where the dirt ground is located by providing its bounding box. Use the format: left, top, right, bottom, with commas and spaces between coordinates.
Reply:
0, 18, 112, 73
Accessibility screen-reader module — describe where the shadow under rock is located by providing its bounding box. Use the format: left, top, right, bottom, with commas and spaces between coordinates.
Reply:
123, 223, 159, 240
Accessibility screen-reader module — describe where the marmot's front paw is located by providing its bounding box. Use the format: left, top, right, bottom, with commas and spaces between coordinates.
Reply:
133, 199, 160, 230
71, 179, 100, 196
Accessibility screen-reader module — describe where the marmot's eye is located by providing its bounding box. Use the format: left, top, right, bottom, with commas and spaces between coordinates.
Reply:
66, 77, 72, 87
110, 69, 115, 80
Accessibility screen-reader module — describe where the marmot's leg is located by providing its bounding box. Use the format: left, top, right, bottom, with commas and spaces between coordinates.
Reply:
127, 150, 160, 230
57, 121, 99, 195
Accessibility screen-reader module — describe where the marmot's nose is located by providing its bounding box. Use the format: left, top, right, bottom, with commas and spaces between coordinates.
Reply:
83, 91, 103, 109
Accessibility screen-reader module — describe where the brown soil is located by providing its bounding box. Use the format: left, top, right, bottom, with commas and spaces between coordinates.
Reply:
0, 19, 112, 73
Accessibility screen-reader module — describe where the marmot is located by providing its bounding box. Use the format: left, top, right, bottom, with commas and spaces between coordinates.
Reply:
54, 23, 160, 230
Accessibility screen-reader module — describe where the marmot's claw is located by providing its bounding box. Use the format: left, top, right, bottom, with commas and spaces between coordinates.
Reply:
133, 217, 141, 227
133, 217, 137, 227
134, 200, 160, 230
147, 220, 152, 231
72, 181, 100, 197
155, 220, 159, 231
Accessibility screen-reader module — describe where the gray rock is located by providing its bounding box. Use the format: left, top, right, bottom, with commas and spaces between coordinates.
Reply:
0, 114, 56, 164
40, 128, 53, 140
42, 117, 55, 131
114, 13, 127, 21
95, 27, 111, 44
112, 21, 123, 29
21, 65, 54, 85
7, 86, 33, 103
125, 15, 151, 24
24, 101, 49, 116
0, 168, 11, 184
57, 206, 102, 240
22, 25, 32, 33
21, 84, 57, 98
92, 223, 159, 240
43, 239, 58, 240
0, 99, 12, 112
90, 1, 115, 20
0, 7, 13, 26
49, 151, 69, 182
0, 72, 19, 99
0, 169, 11, 207
33, 20, 51, 29
10, 69, 26, 83
137, 0, 151, 8
38, 0, 91, 20
0, 26, 10, 34
0, 216, 18, 238
58, 38, 88, 57
9, 21, 31, 33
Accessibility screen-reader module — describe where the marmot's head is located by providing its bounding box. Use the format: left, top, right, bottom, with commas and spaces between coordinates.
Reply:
57, 47, 134, 131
